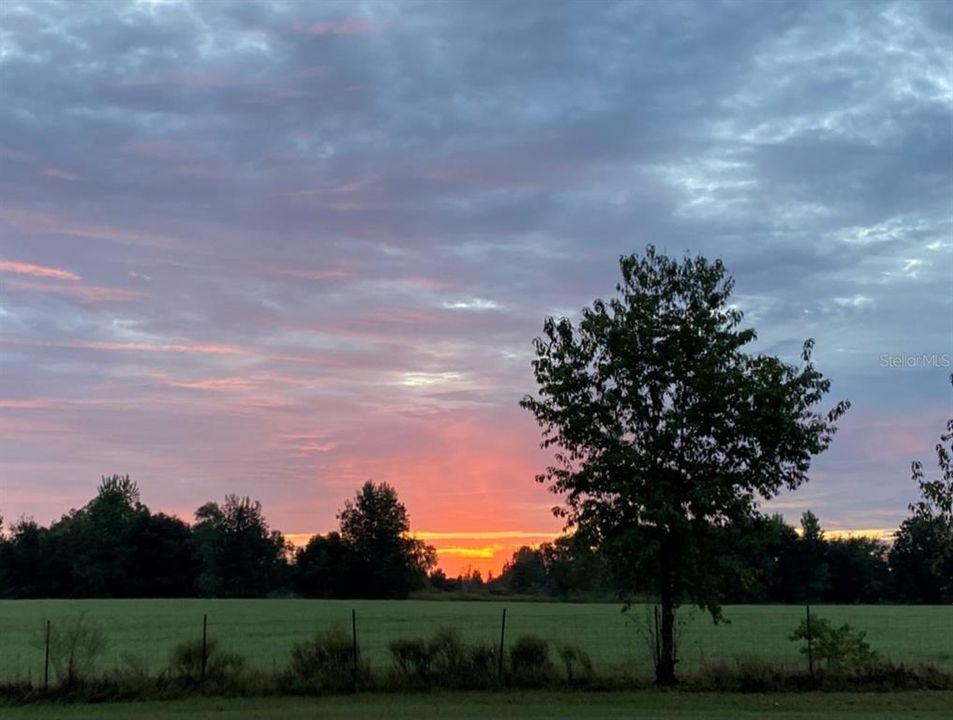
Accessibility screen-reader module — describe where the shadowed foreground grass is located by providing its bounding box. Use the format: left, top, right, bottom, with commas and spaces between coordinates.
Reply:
1, 691, 951, 720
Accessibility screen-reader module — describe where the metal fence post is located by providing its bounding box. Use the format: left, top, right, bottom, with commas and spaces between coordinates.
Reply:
200, 613, 208, 688
351, 608, 359, 688
497, 607, 507, 682
43, 619, 51, 690
805, 605, 814, 680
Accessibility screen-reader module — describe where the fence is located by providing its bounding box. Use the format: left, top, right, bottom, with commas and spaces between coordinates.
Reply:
1, 599, 951, 685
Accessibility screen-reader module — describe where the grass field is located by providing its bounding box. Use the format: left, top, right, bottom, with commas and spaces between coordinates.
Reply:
1, 599, 951, 682
2, 691, 953, 720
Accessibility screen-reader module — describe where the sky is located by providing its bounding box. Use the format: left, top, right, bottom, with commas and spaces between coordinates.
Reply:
0, 0, 951, 577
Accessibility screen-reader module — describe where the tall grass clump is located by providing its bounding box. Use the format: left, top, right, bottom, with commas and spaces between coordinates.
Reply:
288, 628, 364, 692
556, 643, 594, 684
169, 637, 246, 690
388, 628, 498, 689
508, 635, 552, 687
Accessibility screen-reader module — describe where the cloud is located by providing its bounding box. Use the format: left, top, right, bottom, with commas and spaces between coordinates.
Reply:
0, 0, 948, 545
2, 337, 250, 355
0, 260, 80, 280
4, 279, 143, 303
41, 168, 82, 181
292, 19, 378, 36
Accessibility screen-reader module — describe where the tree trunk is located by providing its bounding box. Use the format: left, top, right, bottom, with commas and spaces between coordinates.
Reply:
655, 541, 678, 686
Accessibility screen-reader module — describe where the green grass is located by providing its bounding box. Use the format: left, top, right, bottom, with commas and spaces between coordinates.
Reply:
1, 600, 950, 683
1, 691, 952, 720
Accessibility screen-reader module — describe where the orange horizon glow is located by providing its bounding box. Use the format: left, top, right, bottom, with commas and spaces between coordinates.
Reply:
283, 527, 899, 578
284, 531, 559, 578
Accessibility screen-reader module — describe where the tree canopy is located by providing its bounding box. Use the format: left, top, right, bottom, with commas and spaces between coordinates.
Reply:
891, 375, 953, 603
521, 246, 849, 684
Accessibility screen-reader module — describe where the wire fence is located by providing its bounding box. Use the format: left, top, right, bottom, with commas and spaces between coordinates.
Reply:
1, 600, 951, 685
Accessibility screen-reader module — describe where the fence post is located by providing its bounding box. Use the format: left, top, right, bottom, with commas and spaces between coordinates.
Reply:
805, 605, 814, 680
497, 607, 507, 682
351, 608, 359, 689
43, 619, 51, 690
200, 613, 208, 688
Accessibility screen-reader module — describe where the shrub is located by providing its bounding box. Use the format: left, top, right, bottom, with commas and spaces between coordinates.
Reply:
789, 616, 880, 673
508, 635, 552, 686
289, 628, 362, 692
169, 637, 246, 688
556, 643, 593, 683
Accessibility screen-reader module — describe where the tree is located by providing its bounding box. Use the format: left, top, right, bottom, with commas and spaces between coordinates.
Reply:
337, 481, 436, 598
191, 495, 289, 597
68, 475, 147, 596
890, 515, 948, 602
294, 531, 355, 598
794, 510, 831, 602
497, 546, 548, 593
520, 246, 848, 684
825, 536, 891, 603
892, 381, 953, 602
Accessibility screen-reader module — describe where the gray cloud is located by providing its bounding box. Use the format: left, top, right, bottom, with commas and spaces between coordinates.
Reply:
1, 0, 950, 535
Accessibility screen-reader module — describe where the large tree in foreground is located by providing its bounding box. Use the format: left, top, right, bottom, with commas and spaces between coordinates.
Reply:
891, 375, 953, 602
520, 247, 849, 685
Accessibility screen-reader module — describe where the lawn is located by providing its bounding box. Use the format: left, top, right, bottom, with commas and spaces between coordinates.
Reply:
1, 599, 950, 683
1, 691, 952, 720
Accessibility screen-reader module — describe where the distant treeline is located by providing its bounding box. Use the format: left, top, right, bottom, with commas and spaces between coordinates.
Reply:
0, 476, 948, 603
0, 476, 435, 599
486, 510, 950, 604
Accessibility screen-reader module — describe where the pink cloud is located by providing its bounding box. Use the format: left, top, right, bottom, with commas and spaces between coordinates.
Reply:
0, 259, 80, 280
1, 337, 250, 356
41, 167, 82, 181
292, 18, 378, 36
0, 399, 57, 409
0, 205, 182, 248
5, 279, 142, 303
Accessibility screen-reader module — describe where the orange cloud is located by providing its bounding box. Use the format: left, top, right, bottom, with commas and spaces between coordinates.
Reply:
795, 527, 896, 541
0, 260, 80, 280
164, 377, 255, 391
433, 545, 505, 559
413, 530, 557, 541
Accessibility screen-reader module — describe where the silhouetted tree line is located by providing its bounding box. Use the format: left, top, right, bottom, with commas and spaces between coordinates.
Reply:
0, 477, 435, 599
1, 423, 949, 603
484, 506, 949, 604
